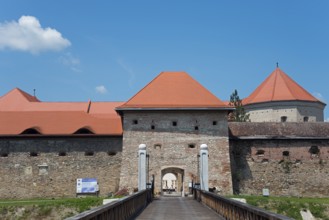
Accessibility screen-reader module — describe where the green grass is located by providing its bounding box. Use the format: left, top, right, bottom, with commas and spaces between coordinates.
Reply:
0, 197, 103, 219
228, 195, 329, 220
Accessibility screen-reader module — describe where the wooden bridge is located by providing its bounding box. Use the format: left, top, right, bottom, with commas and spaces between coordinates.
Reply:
66, 189, 293, 220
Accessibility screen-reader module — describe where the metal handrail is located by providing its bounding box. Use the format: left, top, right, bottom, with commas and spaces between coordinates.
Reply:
193, 188, 293, 220
66, 189, 152, 220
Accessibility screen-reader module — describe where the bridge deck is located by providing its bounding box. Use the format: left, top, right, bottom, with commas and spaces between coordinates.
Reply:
136, 196, 224, 220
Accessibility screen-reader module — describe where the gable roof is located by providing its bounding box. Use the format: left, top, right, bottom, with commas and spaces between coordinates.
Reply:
243, 68, 324, 105
0, 88, 40, 111
117, 71, 230, 109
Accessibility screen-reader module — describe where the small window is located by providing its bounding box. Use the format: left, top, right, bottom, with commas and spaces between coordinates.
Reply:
30, 152, 38, 157
85, 151, 94, 156
154, 144, 162, 149
194, 126, 199, 131
133, 120, 138, 125
108, 152, 117, 156
256, 150, 265, 156
58, 152, 67, 156
281, 116, 287, 122
188, 144, 196, 149
213, 121, 217, 126
172, 121, 177, 126
303, 117, 309, 122
151, 125, 155, 130
0, 152, 8, 157
309, 146, 320, 155
283, 151, 290, 157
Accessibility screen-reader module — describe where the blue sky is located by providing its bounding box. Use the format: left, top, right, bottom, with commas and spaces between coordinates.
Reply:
0, 1, 328, 120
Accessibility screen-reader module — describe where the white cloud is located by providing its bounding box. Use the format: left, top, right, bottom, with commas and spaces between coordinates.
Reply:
95, 85, 108, 94
312, 92, 325, 102
0, 15, 71, 54
59, 52, 81, 72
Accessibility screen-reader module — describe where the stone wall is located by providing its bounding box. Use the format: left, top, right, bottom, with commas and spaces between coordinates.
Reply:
120, 110, 233, 195
229, 122, 329, 197
245, 101, 325, 122
0, 136, 122, 199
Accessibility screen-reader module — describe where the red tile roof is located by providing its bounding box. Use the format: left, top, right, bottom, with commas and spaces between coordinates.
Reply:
243, 68, 323, 105
118, 71, 229, 109
0, 88, 123, 136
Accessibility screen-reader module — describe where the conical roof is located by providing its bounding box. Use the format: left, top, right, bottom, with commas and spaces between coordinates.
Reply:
117, 71, 229, 109
244, 68, 322, 105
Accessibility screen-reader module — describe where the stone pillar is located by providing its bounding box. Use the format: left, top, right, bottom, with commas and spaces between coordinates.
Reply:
138, 144, 147, 191
200, 144, 209, 191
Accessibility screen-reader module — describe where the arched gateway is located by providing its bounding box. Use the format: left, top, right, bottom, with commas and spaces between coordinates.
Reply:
161, 167, 184, 196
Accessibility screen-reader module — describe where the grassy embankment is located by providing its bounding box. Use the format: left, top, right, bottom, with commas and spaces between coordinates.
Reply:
0, 197, 103, 220
230, 195, 329, 220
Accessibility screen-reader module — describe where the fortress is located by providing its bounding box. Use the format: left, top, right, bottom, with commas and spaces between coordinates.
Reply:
0, 67, 328, 199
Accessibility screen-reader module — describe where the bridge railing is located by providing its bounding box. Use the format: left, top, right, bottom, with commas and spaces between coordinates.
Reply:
66, 189, 152, 220
193, 188, 293, 220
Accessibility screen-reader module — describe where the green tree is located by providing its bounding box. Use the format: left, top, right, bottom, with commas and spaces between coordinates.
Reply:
229, 89, 250, 122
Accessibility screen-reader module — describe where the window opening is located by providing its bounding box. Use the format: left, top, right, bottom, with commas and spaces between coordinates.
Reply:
188, 144, 196, 149
172, 121, 177, 126
108, 151, 117, 156
154, 144, 162, 149
194, 126, 199, 131
256, 149, 265, 156
213, 121, 217, 126
283, 151, 290, 157
151, 125, 155, 130
133, 120, 138, 125
281, 116, 287, 122
58, 152, 67, 156
30, 152, 38, 157
0, 152, 8, 157
303, 117, 309, 122
309, 146, 320, 155
85, 151, 94, 156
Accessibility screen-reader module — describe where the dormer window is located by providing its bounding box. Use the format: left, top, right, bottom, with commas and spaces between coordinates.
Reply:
74, 128, 94, 134
21, 128, 41, 135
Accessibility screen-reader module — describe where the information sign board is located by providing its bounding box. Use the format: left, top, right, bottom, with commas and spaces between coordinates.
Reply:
77, 178, 98, 193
